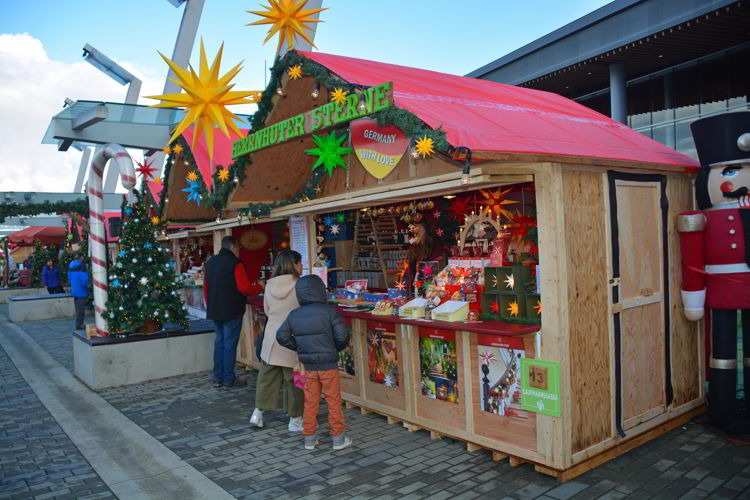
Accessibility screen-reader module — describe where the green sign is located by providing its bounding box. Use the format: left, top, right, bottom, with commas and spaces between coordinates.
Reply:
232, 81, 394, 159
520, 358, 561, 417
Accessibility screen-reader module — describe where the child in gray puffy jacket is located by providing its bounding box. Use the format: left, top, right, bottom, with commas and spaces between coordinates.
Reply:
276, 275, 352, 450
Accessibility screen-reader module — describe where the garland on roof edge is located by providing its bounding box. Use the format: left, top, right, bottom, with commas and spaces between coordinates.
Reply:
0, 199, 89, 224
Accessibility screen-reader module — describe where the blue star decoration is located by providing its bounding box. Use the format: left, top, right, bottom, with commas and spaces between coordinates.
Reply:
144, 242, 153, 249
305, 131, 353, 177
111, 279, 121, 288
119, 250, 126, 257
182, 179, 202, 206
125, 207, 133, 215
323, 215, 333, 227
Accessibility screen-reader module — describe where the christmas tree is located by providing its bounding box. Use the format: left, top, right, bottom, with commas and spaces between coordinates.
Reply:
105, 190, 188, 333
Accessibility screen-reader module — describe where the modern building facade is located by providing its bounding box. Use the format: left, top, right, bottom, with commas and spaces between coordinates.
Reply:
468, 0, 750, 160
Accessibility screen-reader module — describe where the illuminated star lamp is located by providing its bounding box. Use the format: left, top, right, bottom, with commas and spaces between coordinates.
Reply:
147, 40, 260, 160
415, 136, 435, 158
306, 131, 352, 177
507, 301, 520, 317
330, 88, 348, 106
247, 0, 327, 50
473, 188, 519, 221
218, 169, 230, 182
287, 64, 303, 80
136, 158, 157, 180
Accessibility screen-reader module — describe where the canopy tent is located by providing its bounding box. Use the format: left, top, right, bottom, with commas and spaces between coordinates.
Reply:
298, 51, 698, 171
9, 226, 66, 245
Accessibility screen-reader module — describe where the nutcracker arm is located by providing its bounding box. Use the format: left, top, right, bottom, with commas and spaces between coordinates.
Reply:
677, 211, 706, 320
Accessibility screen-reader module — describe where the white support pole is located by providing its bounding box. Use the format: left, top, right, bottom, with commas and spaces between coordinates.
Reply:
74, 148, 92, 193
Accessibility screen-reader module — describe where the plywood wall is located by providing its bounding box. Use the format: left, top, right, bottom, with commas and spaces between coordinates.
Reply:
562, 168, 612, 453
666, 174, 701, 407
164, 157, 216, 223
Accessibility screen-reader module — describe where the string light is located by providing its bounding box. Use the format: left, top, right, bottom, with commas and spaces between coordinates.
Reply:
311, 81, 320, 99
357, 91, 367, 114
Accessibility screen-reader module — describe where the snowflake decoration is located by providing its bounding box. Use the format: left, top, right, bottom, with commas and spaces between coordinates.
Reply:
151, 216, 160, 225
323, 215, 334, 227
384, 374, 395, 387
217, 169, 229, 182
330, 223, 340, 235
504, 273, 515, 290
187, 171, 198, 182
415, 136, 435, 158
480, 351, 496, 365
287, 64, 303, 80
507, 301, 520, 316
182, 179, 202, 206
140, 277, 148, 285
329, 88, 348, 106
306, 132, 352, 177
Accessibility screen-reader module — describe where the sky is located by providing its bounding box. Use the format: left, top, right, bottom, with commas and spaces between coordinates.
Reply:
0, 0, 612, 193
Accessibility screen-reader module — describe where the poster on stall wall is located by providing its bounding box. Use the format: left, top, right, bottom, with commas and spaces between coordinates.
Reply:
477, 334, 528, 417
312, 266, 328, 288
520, 359, 560, 417
418, 327, 459, 404
289, 216, 310, 276
367, 321, 399, 387
337, 315, 355, 376
351, 119, 408, 180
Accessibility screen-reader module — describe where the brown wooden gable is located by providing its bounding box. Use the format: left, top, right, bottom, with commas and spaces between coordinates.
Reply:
163, 156, 216, 223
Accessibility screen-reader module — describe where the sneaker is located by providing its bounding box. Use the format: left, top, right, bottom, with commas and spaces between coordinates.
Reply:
304, 435, 319, 450
222, 377, 248, 389
332, 433, 352, 450
248, 408, 264, 428
212, 380, 223, 388
288, 416, 303, 432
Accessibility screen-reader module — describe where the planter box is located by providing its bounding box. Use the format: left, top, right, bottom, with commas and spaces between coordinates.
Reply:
0, 287, 48, 304
8, 293, 74, 322
73, 326, 214, 390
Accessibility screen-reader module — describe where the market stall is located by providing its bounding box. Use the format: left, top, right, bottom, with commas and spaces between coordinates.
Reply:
218, 49, 703, 480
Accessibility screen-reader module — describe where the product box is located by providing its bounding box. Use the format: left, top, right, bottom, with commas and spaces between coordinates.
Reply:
387, 287, 408, 299
431, 301, 469, 322
399, 298, 429, 319
364, 292, 388, 303
372, 299, 395, 315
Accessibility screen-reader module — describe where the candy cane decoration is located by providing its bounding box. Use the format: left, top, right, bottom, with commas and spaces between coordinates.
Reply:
88, 144, 136, 336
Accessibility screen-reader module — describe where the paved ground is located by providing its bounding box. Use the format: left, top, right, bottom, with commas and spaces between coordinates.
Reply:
2, 307, 750, 499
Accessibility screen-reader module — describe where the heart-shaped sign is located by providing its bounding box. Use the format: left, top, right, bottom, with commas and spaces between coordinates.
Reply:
351, 119, 408, 180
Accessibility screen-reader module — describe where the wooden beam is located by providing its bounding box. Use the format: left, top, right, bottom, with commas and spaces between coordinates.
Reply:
466, 442, 483, 453
509, 456, 526, 467
430, 431, 443, 440
387, 416, 400, 425
492, 451, 508, 462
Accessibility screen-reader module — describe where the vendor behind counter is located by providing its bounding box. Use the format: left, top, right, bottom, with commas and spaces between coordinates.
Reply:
405, 222, 447, 296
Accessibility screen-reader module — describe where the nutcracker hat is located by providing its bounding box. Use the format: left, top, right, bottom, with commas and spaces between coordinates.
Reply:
691, 111, 750, 209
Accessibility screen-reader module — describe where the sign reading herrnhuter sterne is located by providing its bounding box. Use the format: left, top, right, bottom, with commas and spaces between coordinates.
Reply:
351, 119, 408, 180
232, 81, 394, 159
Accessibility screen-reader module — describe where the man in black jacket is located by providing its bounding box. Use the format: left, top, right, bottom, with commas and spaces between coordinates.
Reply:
204, 236, 263, 388
276, 275, 352, 450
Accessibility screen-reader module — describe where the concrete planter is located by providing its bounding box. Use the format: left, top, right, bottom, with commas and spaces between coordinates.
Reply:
73, 328, 214, 390
8, 294, 75, 322
0, 287, 48, 304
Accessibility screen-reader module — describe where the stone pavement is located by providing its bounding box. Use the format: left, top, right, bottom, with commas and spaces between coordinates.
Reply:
2, 307, 750, 499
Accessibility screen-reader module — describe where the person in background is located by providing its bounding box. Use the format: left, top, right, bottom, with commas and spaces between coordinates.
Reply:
276, 275, 352, 450
204, 237, 265, 389
248, 250, 305, 432
68, 255, 89, 330
42, 259, 62, 294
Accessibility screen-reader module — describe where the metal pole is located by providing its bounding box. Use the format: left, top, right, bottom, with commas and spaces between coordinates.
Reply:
74, 147, 92, 193
609, 62, 627, 125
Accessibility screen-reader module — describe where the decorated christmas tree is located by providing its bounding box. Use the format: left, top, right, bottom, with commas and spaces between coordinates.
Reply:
105, 190, 188, 333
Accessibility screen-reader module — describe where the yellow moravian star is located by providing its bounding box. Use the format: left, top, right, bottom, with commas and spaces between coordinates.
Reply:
218, 169, 230, 182
147, 40, 260, 160
247, 0, 327, 50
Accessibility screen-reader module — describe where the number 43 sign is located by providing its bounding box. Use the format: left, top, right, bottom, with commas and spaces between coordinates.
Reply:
520, 359, 561, 417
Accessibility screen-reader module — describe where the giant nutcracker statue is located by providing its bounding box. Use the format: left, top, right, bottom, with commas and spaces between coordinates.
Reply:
679, 111, 750, 435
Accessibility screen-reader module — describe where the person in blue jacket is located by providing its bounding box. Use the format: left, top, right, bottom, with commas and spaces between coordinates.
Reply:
42, 259, 62, 294
68, 255, 89, 330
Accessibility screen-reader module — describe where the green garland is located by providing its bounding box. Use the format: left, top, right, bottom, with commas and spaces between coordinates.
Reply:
479, 312, 541, 325
0, 199, 88, 224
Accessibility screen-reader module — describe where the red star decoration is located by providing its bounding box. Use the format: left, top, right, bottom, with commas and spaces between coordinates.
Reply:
510, 213, 537, 239
435, 228, 444, 237
491, 302, 501, 313
433, 210, 441, 219
447, 197, 472, 219
136, 159, 157, 180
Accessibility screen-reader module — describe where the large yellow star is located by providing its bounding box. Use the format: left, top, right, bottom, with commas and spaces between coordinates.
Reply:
247, 0, 327, 50
147, 40, 260, 160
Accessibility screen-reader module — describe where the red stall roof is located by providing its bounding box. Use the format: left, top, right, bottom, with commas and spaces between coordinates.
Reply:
181, 125, 250, 190
299, 51, 698, 171
9, 226, 66, 245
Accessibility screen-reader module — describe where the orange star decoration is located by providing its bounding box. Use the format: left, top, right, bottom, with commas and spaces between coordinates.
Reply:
534, 300, 543, 315
507, 301, 520, 317
163, 146, 172, 155
154, 176, 162, 184
218, 169, 229, 182
147, 40, 259, 160
151, 216, 160, 225
330, 88, 348, 106
187, 171, 198, 182
173, 144, 183, 154
415, 136, 434, 158
287, 64, 303, 80
247, 0, 327, 50
473, 188, 519, 221
135, 158, 157, 180
394, 281, 406, 291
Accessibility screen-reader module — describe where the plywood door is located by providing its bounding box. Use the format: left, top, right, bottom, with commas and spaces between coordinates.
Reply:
612, 179, 666, 430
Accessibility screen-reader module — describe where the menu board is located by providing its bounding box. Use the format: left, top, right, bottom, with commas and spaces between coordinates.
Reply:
289, 216, 310, 276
